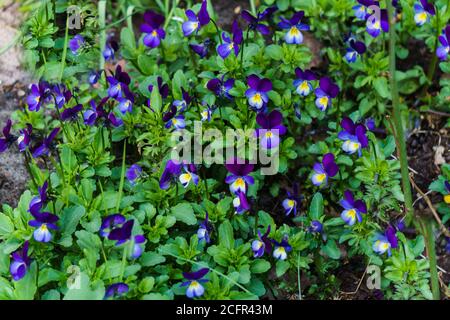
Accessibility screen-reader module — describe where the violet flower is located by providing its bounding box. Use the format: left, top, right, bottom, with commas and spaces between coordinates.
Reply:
32, 128, 60, 158
241, 6, 277, 35
366, 5, 389, 38
278, 11, 310, 44
61, 104, 83, 122
190, 39, 211, 58
352, 0, 371, 20
117, 98, 133, 114
345, 39, 366, 63
10, 241, 31, 281
141, 10, 166, 48
225, 158, 254, 195
252, 226, 272, 258
108, 219, 134, 246
414, 0, 435, 26
338, 117, 369, 156
52, 84, 72, 109
148, 77, 169, 100
68, 34, 85, 55
100, 214, 126, 238
197, 213, 212, 243
340, 190, 367, 226
207, 76, 234, 100
256, 110, 287, 150
437, 25, 450, 61
159, 159, 182, 189
179, 164, 199, 188
29, 211, 59, 243
173, 88, 192, 112
282, 183, 301, 216
314, 77, 340, 111
103, 40, 119, 61
311, 153, 339, 187
293, 68, 316, 96
106, 66, 133, 101
373, 225, 399, 256
233, 191, 250, 214
108, 112, 124, 127
308, 220, 323, 234
27, 82, 50, 112
245, 74, 272, 111
181, 268, 209, 299
217, 20, 243, 59
17, 124, 32, 152
104, 283, 129, 299
444, 181, 450, 204
0, 119, 15, 153
131, 235, 146, 259
88, 71, 101, 85
29, 181, 48, 215
272, 235, 292, 260
126, 164, 143, 185
182, 0, 210, 37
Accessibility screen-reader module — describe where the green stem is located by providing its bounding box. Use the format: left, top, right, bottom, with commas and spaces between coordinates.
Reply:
249, 0, 257, 16
59, 15, 69, 81
424, 219, 440, 300
424, 7, 440, 91
119, 245, 128, 281
98, 0, 107, 70
386, 2, 414, 225
116, 139, 127, 212
297, 252, 302, 300
240, 29, 250, 74
163, 0, 180, 29
126, 5, 135, 36
210, 19, 223, 45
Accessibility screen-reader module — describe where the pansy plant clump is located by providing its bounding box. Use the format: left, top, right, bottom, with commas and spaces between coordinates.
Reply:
0, 0, 448, 301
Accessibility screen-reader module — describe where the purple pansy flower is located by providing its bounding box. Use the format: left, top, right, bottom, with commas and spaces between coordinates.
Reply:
308, 220, 323, 234
293, 68, 316, 96
108, 112, 124, 127
131, 235, 146, 259
340, 190, 367, 226
190, 39, 211, 58
345, 39, 366, 63
164, 106, 186, 130
32, 128, 60, 158
255, 110, 287, 150
217, 20, 243, 59
182, 0, 210, 37
225, 158, 255, 195
444, 181, 450, 204
61, 104, 83, 122
159, 159, 182, 190
338, 117, 369, 156
233, 191, 251, 214
245, 74, 272, 111
117, 98, 133, 114
29, 181, 48, 215
252, 226, 272, 258
241, 6, 277, 35
148, 77, 169, 100
272, 235, 292, 260
282, 183, 301, 216
52, 84, 72, 109
29, 210, 59, 243
197, 213, 212, 243
17, 124, 32, 152
126, 164, 143, 185
88, 70, 102, 85
207, 76, 234, 100
10, 241, 31, 281
141, 10, 166, 48
437, 26, 450, 61
27, 82, 50, 112
104, 283, 129, 299
181, 268, 209, 299
106, 66, 133, 101
414, 0, 435, 26
311, 153, 339, 187
373, 225, 399, 256
200, 105, 213, 122
278, 11, 310, 44
173, 88, 192, 112
108, 219, 134, 246
314, 77, 340, 111
179, 164, 199, 188
100, 214, 126, 238
103, 40, 119, 61
68, 34, 85, 55
366, 6, 389, 38
0, 119, 15, 153
84, 100, 99, 126
353, 0, 370, 20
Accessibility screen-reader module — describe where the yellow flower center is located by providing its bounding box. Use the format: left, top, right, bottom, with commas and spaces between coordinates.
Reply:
316, 173, 326, 182
444, 194, 450, 204
287, 200, 295, 207
40, 224, 48, 231
299, 81, 309, 91
265, 131, 273, 138
235, 178, 245, 188
348, 209, 356, 219
319, 96, 329, 106
152, 30, 158, 36
289, 26, 300, 36
252, 93, 262, 104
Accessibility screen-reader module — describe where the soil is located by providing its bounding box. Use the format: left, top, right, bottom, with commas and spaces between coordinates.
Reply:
0, 1, 30, 207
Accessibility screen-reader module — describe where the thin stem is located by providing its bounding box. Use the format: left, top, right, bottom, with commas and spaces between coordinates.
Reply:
163, 0, 180, 29
210, 19, 223, 45
119, 244, 128, 281
59, 16, 69, 81
424, 219, 440, 300
116, 139, 127, 212
297, 252, 302, 300
240, 29, 250, 74
98, 0, 107, 70
249, 0, 257, 16
386, 2, 414, 225
424, 7, 440, 93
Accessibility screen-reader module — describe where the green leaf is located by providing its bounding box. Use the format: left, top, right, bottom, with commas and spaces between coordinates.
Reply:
250, 259, 271, 274
322, 240, 341, 259
140, 252, 166, 267
150, 84, 162, 112
120, 27, 136, 50
309, 192, 324, 220
265, 44, 283, 60
218, 220, 234, 249
138, 277, 155, 293
138, 55, 153, 75
275, 260, 290, 277
170, 203, 197, 225
63, 272, 105, 300
373, 77, 390, 99
0, 213, 14, 237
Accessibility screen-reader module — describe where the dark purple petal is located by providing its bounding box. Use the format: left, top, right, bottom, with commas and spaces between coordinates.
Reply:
385, 226, 398, 249
354, 200, 367, 213
232, 20, 243, 44
268, 110, 283, 128
341, 117, 356, 135
355, 125, 368, 148
256, 24, 270, 35
241, 10, 256, 24
322, 153, 338, 177
3, 119, 12, 137
257, 78, 272, 92
198, 0, 210, 26
344, 190, 355, 206
183, 268, 209, 280
290, 11, 305, 25
247, 74, 260, 90
108, 220, 134, 243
